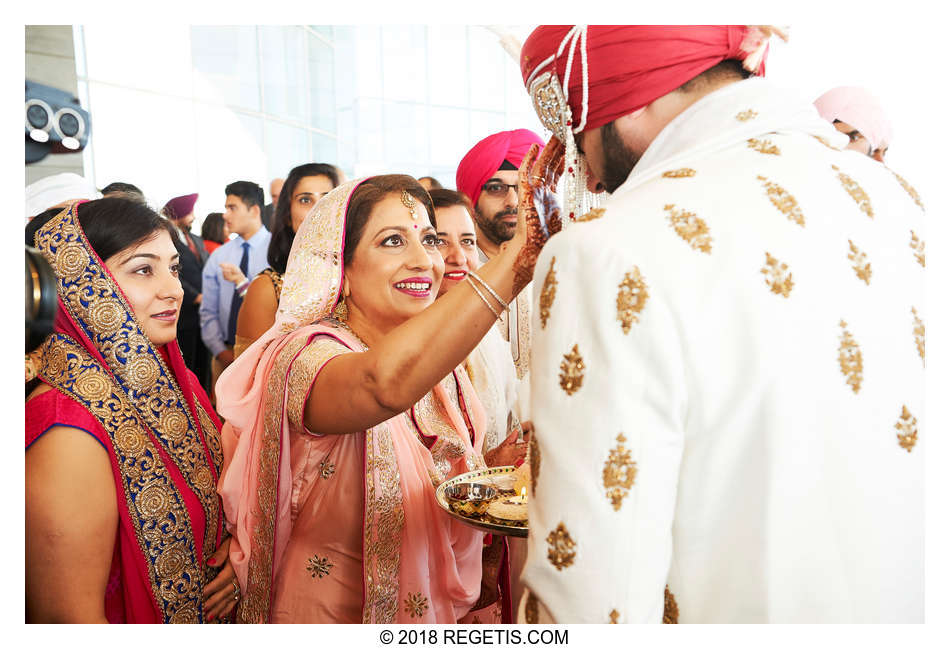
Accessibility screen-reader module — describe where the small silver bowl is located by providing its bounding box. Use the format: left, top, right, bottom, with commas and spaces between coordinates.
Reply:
444, 482, 498, 517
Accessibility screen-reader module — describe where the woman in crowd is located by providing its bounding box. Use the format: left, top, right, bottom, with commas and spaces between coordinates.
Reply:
26, 198, 237, 623
234, 163, 339, 357
217, 149, 557, 623
201, 211, 229, 255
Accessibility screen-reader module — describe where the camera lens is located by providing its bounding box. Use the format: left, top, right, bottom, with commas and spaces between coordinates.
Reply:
59, 113, 80, 137
27, 104, 48, 129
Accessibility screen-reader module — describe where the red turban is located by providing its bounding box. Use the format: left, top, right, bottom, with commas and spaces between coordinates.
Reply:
162, 193, 198, 221
521, 26, 770, 135
456, 129, 545, 206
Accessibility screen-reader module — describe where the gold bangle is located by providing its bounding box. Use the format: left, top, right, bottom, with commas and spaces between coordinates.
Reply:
467, 270, 508, 309
466, 275, 503, 320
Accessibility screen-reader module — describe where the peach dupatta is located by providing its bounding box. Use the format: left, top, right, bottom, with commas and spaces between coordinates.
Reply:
216, 179, 486, 622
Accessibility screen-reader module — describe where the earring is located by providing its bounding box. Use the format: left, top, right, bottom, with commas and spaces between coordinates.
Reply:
332, 299, 348, 322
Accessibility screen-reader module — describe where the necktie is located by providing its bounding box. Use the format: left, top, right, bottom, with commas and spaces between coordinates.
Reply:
226, 242, 250, 345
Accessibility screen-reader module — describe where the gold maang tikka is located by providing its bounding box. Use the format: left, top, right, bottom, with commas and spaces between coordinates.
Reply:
401, 190, 418, 219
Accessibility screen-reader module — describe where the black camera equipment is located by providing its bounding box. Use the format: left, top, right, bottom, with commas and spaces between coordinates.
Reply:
26, 246, 58, 353
26, 80, 91, 164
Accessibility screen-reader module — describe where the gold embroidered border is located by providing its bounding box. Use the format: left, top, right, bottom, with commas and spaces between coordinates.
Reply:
38, 335, 203, 623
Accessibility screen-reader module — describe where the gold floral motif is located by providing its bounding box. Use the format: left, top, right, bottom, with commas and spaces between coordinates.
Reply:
575, 207, 606, 222
603, 433, 637, 511
539, 257, 557, 329
88, 298, 126, 336
736, 109, 758, 121
558, 344, 585, 396
525, 591, 539, 624
664, 204, 712, 254
404, 592, 429, 618
747, 137, 780, 155
890, 170, 925, 210
616, 267, 649, 334
895, 405, 918, 452
760, 252, 794, 298
912, 307, 925, 365
663, 586, 679, 624
319, 458, 336, 479
848, 240, 872, 285
609, 609, 620, 623
160, 410, 189, 442
75, 371, 112, 401
838, 320, 863, 394
910, 230, 925, 267
757, 175, 805, 227
126, 355, 160, 391
306, 555, 334, 579
832, 165, 873, 218
546, 522, 577, 570
53, 242, 89, 280
661, 168, 696, 178
529, 431, 540, 495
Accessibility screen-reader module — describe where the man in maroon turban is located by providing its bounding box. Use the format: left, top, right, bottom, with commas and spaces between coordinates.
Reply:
517, 26, 924, 624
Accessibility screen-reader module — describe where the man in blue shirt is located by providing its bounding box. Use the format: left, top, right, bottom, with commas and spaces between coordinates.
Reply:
200, 180, 271, 401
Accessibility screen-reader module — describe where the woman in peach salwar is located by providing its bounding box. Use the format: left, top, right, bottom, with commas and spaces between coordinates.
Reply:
216, 162, 558, 623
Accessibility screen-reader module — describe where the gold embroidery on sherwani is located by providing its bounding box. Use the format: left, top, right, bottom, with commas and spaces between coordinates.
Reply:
559, 344, 585, 396
848, 240, 872, 285
661, 168, 696, 178
404, 592, 429, 618
910, 230, 925, 267
757, 175, 805, 227
813, 135, 837, 150
747, 137, 780, 155
895, 405, 918, 452
539, 257, 557, 329
761, 252, 794, 297
664, 204, 712, 254
891, 169, 925, 210
529, 432, 540, 495
838, 321, 863, 394
832, 165, 873, 218
912, 307, 925, 365
609, 609, 620, 623
603, 433, 637, 511
306, 555, 333, 579
736, 109, 758, 121
663, 587, 679, 624
525, 592, 539, 623
576, 207, 606, 222
616, 267, 649, 334
546, 523, 577, 570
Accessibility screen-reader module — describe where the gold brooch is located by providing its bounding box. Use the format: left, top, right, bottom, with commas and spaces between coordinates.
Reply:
895, 405, 918, 452
603, 433, 637, 511
832, 165, 873, 219
616, 267, 649, 334
539, 257, 557, 329
761, 252, 794, 298
559, 344, 585, 396
757, 175, 805, 227
664, 204, 712, 254
546, 522, 577, 570
910, 230, 925, 267
848, 240, 872, 285
838, 320, 863, 394
401, 190, 418, 220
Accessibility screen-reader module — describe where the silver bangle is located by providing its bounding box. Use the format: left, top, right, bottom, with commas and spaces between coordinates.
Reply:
467, 270, 507, 309
466, 275, 503, 320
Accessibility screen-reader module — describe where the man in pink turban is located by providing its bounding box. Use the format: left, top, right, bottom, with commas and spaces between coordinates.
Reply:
457, 129, 546, 259
517, 26, 924, 624
814, 86, 893, 161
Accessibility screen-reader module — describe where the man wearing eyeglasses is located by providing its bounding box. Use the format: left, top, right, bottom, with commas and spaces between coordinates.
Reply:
456, 128, 548, 392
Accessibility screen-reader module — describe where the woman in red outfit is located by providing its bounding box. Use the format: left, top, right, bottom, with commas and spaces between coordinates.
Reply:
26, 198, 235, 623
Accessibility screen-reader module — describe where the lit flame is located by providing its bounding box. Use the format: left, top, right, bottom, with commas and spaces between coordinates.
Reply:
520, 486, 527, 500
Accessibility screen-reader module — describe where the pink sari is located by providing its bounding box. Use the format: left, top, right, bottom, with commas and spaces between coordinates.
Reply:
217, 179, 488, 623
